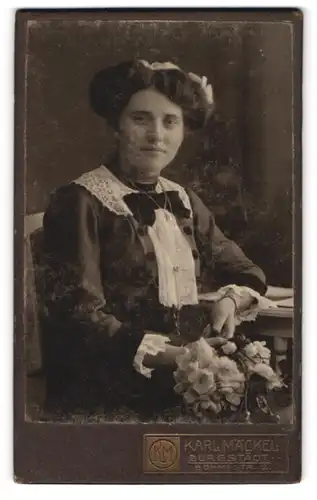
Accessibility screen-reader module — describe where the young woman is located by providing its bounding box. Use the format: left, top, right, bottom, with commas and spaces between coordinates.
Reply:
41, 59, 267, 417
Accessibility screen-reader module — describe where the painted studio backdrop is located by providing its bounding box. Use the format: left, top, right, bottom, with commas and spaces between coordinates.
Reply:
25, 20, 293, 287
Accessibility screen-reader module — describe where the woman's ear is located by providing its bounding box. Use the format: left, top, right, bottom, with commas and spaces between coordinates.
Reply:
113, 119, 123, 139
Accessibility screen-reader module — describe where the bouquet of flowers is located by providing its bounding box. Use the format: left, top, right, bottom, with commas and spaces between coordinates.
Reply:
173, 333, 284, 423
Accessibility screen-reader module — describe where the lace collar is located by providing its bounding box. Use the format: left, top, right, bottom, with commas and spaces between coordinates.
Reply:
73, 165, 192, 218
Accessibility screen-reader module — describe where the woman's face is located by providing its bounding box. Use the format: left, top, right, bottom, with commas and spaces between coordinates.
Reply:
118, 88, 184, 181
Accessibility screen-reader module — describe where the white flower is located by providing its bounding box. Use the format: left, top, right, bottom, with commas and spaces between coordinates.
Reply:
187, 364, 202, 384
183, 388, 200, 404
200, 399, 212, 410
244, 343, 258, 358
175, 348, 197, 372
221, 341, 237, 355
173, 382, 187, 394
207, 399, 222, 414
218, 386, 234, 395
215, 356, 241, 375
244, 341, 272, 366
225, 393, 243, 407
252, 341, 271, 363
173, 336, 282, 417
212, 357, 245, 396
192, 369, 216, 395
138, 59, 181, 71
251, 363, 283, 390
173, 368, 189, 384
193, 338, 216, 367
249, 362, 271, 378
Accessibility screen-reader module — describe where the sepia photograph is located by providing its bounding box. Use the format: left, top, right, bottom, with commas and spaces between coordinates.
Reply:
21, 13, 297, 431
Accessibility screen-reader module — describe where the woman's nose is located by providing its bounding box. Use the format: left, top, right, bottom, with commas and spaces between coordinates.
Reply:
146, 120, 164, 143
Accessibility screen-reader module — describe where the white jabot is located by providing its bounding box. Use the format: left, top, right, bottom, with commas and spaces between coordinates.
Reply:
73, 165, 198, 309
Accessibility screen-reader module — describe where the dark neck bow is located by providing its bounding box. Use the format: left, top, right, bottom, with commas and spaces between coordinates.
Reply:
123, 190, 191, 226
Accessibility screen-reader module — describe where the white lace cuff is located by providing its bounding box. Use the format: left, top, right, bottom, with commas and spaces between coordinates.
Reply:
133, 333, 171, 379
216, 285, 277, 325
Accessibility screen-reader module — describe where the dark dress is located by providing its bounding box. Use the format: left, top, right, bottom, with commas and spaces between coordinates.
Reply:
39, 167, 266, 417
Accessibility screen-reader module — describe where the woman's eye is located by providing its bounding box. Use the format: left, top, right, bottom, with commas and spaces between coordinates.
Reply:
131, 114, 148, 124
164, 116, 179, 128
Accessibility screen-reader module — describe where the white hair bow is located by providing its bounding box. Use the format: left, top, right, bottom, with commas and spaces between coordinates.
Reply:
137, 59, 213, 106
138, 59, 181, 71
188, 72, 214, 105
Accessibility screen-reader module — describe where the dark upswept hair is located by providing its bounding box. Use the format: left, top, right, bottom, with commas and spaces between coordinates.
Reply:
89, 60, 214, 130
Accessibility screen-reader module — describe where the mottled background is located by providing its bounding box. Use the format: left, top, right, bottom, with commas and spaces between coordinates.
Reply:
25, 20, 293, 286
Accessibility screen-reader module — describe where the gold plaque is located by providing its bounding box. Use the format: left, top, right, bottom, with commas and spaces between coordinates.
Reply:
144, 436, 180, 473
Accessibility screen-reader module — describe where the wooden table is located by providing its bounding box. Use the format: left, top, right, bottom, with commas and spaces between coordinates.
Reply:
254, 287, 293, 374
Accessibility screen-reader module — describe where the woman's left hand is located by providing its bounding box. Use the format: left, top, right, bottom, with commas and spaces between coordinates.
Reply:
208, 297, 237, 339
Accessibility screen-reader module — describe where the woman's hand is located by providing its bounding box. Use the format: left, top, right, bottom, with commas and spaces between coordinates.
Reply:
140, 331, 186, 369
208, 297, 237, 339
143, 343, 185, 369
140, 331, 229, 371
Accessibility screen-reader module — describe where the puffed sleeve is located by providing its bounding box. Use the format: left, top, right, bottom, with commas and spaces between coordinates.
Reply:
42, 183, 145, 360
187, 188, 267, 295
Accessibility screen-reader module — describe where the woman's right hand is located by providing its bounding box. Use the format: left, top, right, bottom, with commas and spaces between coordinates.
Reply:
141, 330, 186, 369
143, 343, 186, 369
141, 331, 228, 371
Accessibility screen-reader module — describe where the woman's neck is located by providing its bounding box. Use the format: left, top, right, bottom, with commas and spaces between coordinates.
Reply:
117, 155, 160, 185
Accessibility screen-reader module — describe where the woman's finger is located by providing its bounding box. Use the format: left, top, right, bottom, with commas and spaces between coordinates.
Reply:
211, 313, 227, 335
222, 314, 236, 339
206, 337, 227, 347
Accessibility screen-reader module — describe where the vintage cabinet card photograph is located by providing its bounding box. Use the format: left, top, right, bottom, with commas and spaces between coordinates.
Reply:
14, 8, 302, 484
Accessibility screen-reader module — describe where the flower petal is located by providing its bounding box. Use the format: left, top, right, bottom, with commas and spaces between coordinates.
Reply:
183, 388, 199, 404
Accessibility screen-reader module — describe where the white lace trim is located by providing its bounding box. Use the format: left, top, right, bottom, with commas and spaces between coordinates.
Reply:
133, 333, 171, 379
73, 165, 197, 308
74, 165, 136, 216
216, 285, 278, 325
73, 165, 192, 216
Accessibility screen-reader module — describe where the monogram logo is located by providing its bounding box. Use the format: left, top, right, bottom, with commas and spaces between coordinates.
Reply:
144, 436, 180, 473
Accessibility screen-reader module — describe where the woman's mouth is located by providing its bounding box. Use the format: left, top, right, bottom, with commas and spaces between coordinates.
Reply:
141, 147, 166, 154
